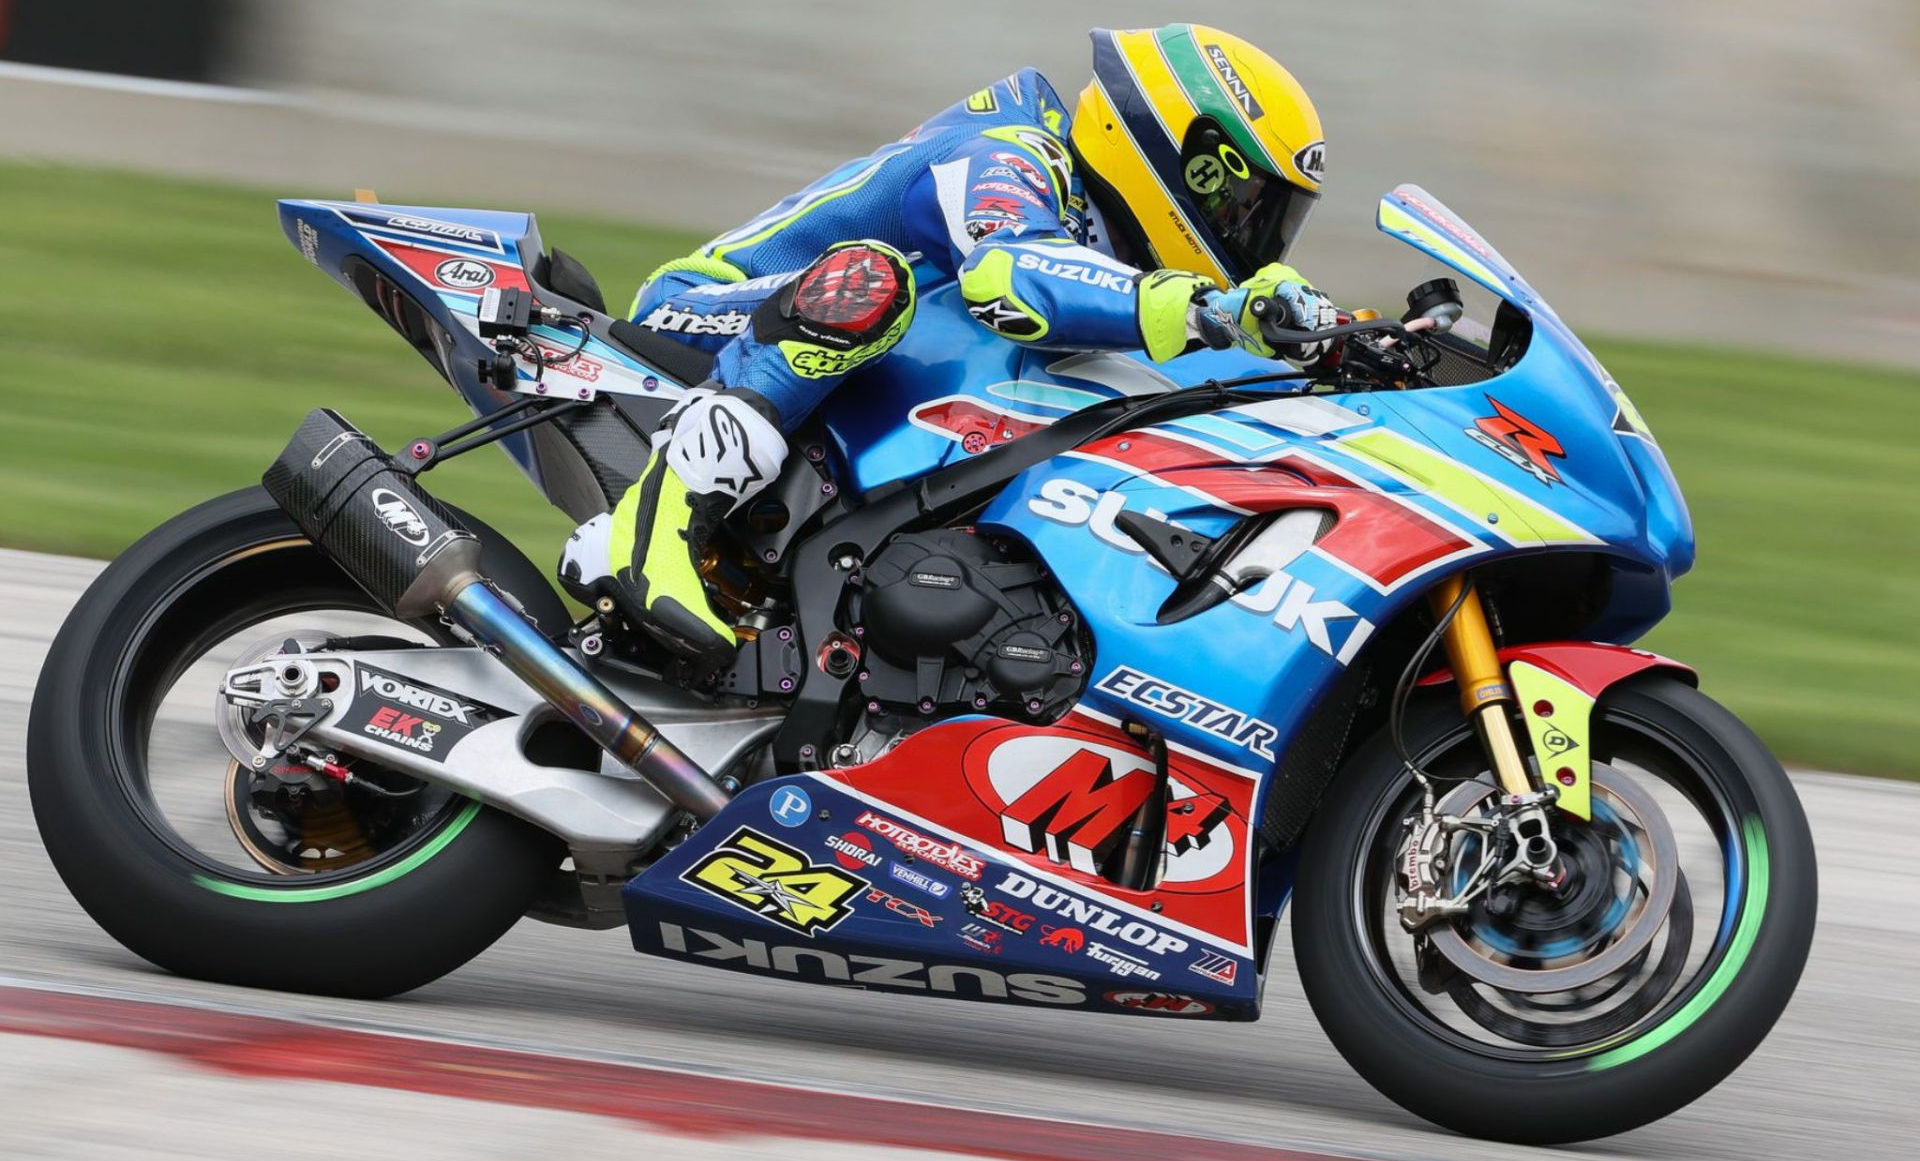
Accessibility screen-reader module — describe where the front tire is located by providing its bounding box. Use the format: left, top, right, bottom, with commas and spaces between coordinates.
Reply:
28, 488, 567, 999
1292, 676, 1816, 1143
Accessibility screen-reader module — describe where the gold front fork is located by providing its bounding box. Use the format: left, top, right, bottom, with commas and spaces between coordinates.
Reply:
1431, 576, 1534, 797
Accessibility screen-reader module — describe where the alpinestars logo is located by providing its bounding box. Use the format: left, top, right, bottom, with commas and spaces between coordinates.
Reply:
638, 305, 751, 337
696, 403, 767, 496
1468, 396, 1566, 484
1204, 44, 1265, 120
369, 488, 429, 546
967, 296, 1043, 339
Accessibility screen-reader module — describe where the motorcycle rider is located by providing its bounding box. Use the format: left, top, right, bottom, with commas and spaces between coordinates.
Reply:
561, 24, 1338, 667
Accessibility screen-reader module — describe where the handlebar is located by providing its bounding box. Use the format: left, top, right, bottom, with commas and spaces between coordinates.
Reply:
1246, 294, 1410, 348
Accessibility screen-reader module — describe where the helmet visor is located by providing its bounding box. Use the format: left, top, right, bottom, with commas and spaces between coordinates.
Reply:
1179, 118, 1318, 282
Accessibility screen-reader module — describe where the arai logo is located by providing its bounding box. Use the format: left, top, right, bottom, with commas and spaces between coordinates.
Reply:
369, 488, 429, 546
433, 258, 494, 290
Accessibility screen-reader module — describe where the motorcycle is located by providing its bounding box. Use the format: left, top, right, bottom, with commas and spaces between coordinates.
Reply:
27, 184, 1816, 1144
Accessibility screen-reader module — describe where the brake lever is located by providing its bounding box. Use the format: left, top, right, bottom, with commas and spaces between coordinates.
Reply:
1247, 295, 1409, 347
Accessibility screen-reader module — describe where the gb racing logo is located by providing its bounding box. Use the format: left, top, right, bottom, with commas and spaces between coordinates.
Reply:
369, 488, 429, 546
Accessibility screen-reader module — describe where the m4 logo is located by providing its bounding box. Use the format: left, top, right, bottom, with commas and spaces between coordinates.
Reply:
681, 827, 866, 937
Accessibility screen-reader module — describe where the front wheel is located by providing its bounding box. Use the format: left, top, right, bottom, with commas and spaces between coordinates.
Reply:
1292, 676, 1816, 1143
28, 488, 566, 998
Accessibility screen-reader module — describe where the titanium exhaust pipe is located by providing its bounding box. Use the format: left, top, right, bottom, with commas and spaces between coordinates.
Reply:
262, 407, 732, 819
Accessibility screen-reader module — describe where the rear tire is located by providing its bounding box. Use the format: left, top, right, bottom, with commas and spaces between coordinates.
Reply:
1292, 676, 1816, 1143
28, 488, 567, 999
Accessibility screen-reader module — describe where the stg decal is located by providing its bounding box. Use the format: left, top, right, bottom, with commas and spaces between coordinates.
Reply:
1095, 667, 1277, 760
960, 883, 1035, 935
1468, 396, 1566, 484
680, 827, 866, 937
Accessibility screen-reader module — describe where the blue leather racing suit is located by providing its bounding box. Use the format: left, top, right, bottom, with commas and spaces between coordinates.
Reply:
626, 68, 1185, 431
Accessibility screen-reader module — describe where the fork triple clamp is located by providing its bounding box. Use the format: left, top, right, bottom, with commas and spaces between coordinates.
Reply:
261, 407, 732, 819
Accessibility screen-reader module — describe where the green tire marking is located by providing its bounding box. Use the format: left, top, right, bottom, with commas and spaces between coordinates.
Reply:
192, 798, 482, 903
1585, 814, 1770, 1070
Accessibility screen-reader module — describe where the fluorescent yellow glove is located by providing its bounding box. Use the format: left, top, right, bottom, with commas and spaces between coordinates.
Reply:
1211, 263, 1339, 362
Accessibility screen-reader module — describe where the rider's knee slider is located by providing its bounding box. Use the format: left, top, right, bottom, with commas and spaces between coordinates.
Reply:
752, 240, 916, 379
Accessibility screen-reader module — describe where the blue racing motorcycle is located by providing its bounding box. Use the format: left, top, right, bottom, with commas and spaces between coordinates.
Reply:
27, 185, 1816, 1143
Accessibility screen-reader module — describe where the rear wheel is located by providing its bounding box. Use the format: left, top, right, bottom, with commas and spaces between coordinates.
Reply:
28, 488, 566, 998
1292, 676, 1816, 1143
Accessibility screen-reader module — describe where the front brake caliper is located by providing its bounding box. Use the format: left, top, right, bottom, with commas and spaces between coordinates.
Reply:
1508, 660, 1595, 820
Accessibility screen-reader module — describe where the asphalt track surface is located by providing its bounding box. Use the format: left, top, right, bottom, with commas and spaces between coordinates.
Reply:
1, 546, 1910, 1160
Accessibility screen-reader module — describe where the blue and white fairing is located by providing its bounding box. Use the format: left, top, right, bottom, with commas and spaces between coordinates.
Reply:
941, 186, 1698, 777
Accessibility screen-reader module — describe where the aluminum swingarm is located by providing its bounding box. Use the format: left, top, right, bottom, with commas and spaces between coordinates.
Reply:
222, 642, 782, 874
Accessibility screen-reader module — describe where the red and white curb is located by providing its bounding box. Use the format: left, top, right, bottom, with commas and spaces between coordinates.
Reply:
0, 981, 1357, 1161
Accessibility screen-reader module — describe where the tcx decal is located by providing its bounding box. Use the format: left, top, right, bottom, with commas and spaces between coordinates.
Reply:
1096, 666, 1276, 760
1028, 479, 1375, 665
656, 923, 1082, 1005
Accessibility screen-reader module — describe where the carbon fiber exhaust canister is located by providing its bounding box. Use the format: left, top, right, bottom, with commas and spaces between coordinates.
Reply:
261, 408, 481, 619
260, 407, 731, 818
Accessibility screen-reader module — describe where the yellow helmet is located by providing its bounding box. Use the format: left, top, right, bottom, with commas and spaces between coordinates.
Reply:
1071, 25, 1325, 287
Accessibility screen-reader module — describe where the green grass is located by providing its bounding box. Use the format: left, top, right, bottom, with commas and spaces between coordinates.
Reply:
0, 161, 1914, 776
0, 160, 703, 561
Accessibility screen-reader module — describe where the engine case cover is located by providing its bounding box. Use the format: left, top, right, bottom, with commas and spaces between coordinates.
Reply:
854, 529, 1083, 719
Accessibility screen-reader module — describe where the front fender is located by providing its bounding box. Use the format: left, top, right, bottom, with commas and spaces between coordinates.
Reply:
1425, 641, 1695, 819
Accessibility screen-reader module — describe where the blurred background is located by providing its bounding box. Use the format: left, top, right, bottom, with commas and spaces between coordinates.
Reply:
0, 0, 1914, 775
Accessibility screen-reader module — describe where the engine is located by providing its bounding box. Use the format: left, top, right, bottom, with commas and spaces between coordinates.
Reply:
849, 528, 1086, 723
